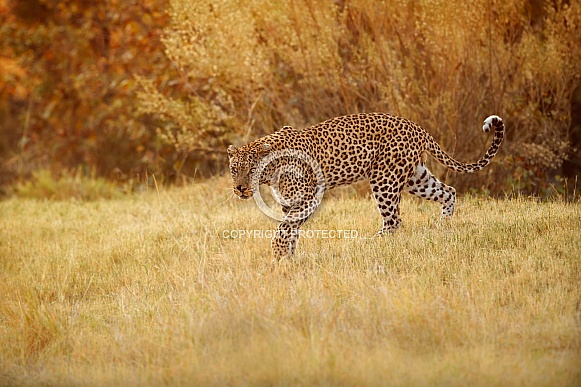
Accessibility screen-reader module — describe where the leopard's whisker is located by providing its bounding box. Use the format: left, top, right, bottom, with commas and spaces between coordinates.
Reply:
217, 192, 236, 206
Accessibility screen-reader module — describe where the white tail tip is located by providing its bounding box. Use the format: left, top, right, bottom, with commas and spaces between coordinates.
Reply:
483, 115, 502, 132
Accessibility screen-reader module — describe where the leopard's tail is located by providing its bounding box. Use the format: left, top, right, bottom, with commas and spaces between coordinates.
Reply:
426, 115, 504, 173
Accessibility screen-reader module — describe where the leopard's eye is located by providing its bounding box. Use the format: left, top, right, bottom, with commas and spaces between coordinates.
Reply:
230, 167, 238, 174
250, 167, 256, 174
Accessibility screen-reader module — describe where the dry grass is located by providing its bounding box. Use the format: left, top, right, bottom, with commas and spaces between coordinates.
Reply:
0, 176, 580, 386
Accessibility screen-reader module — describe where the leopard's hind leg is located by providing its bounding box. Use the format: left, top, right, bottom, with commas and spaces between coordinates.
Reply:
369, 164, 415, 235
404, 163, 456, 219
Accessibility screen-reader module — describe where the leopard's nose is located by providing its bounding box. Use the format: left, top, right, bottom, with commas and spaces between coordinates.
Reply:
236, 185, 243, 192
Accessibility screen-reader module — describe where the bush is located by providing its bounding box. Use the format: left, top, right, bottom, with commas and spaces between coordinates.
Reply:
138, 0, 581, 196
2, 0, 580, 197
0, 0, 190, 191
13, 169, 123, 201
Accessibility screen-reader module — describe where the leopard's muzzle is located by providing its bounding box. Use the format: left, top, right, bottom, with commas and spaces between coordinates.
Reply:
233, 185, 253, 200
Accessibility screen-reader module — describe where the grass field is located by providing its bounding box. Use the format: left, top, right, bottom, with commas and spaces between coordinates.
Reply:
1, 177, 580, 386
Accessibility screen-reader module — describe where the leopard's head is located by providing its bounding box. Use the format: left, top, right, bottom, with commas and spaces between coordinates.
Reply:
227, 142, 272, 200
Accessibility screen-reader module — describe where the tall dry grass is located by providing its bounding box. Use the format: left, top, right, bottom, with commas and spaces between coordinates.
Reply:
0, 178, 580, 385
138, 0, 581, 194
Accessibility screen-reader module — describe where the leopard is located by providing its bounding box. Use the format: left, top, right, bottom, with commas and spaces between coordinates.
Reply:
227, 113, 504, 260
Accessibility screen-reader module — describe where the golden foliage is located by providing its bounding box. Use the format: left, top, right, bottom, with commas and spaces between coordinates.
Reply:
2, 0, 580, 195
0, 0, 182, 189
139, 0, 581, 194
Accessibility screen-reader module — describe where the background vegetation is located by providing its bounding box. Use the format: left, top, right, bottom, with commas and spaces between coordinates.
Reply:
1, 180, 580, 385
0, 0, 185, 192
1, 0, 581, 197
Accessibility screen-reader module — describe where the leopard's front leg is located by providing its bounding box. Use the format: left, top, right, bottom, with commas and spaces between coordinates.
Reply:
269, 161, 323, 260
271, 202, 319, 260
272, 219, 303, 260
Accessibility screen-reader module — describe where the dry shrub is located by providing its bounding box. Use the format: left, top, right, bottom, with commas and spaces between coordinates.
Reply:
13, 169, 123, 201
0, 0, 185, 192
138, 0, 581, 195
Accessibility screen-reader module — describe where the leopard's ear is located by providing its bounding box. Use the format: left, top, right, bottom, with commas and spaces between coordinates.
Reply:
227, 145, 236, 156
261, 143, 272, 152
